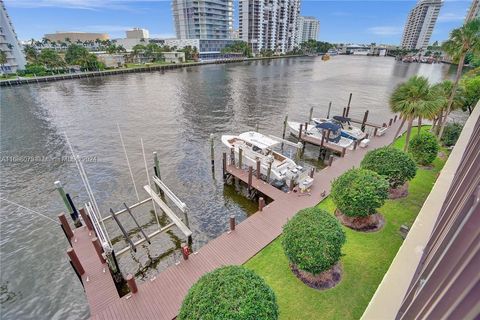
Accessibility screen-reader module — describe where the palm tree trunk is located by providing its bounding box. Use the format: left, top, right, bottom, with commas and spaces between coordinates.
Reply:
438, 52, 466, 139
393, 117, 406, 142
417, 116, 422, 134
404, 118, 414, 152
431, 117, 438, 133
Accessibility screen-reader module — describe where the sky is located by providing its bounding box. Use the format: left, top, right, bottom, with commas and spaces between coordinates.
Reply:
4, 0, 474, 45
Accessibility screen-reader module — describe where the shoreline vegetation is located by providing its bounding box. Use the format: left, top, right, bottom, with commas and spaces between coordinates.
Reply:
0, 54, 305, 87
244, 126, 447, 320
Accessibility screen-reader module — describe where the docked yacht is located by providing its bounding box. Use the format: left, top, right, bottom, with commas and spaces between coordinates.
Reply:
314, 116, 367, 141
287, 120, 355, 149
221, 132, 314, 191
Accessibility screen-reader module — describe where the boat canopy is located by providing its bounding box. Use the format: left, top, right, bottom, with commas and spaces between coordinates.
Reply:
333, 115, 351, 123
315, 121, 341, 133
238, 131, 279, 149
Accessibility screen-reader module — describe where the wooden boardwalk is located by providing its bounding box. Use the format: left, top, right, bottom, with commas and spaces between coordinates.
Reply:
68, 119, 403, 320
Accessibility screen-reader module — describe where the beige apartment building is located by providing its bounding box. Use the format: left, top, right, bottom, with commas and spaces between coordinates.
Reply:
44, 32, 109, 43
401, 0, 442, 50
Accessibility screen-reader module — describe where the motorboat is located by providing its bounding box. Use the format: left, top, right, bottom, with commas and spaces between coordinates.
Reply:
221, 131, 314, 191
315, 116, 367, 141
287, 120, 355, 149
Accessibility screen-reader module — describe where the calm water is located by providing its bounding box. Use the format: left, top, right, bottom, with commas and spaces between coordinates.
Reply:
0, 56, 455, 319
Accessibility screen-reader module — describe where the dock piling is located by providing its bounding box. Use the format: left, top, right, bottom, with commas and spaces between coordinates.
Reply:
328, 155, 334, 166
248, 166, 253, 190
67, 247, 85, 275
259, 197, 265, 211
266, 161, 272, 183
309, 106, 314, 122
58, 213, 73, 240
394, 115, 398, 122
389, 118, 393, 126
238, 148, 243, 169
230, 148, 235, 166
229, 215, 236, 231
222, 152, 227, 180
256, 159, 261, 179
361, 110, 369, 132
353, 140, 358, 150
126, 274, 138, 294
210, 134, 215, 172
327, 101, 332, 119
309, 168, 315, 178
282, 114, 288, 140
153, 152, 164, 196
289, 179, 295, 192
346, 93, 352, 117
341, 147, 346, 157
92, 237, 106, 263
255, 122, 259, 132
181, 243, 190, 260
298, 124, 303, 141
342, 107, 347, 117
373, 127, 378, 137
55, 181, 74, 215
79, 208, 93, 231
66, 193, 82, 227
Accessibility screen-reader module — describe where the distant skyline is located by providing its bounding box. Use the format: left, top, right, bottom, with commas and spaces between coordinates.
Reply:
4, 0, 473, 45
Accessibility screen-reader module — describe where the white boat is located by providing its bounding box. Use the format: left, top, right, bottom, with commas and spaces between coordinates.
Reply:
221, 131, 314, 191
287, 121, 355, 150
314, 116, 367, 141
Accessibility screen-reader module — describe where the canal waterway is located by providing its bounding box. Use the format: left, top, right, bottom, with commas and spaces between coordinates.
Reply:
0, 56, 456, 319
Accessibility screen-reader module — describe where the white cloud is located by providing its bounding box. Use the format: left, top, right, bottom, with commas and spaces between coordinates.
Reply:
437, 12, 465, 22
368, 26, 402, 36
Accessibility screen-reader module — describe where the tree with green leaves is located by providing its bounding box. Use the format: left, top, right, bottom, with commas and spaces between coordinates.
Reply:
431, 80, 464, 134
390, 76, 444, 151
65, 44, 90, 65
38, 49, 65, 70
221, 41, 252, 57
179, 45, 198, 61
410, 132, 439, 166
438, 18, 480, 139
460, 74, 480, 114
23, 44, 38, 63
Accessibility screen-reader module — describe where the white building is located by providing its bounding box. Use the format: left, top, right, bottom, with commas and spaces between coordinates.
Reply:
163, 52, 185, 63
96, 54, 125, 68
296, 16, 319, 44
172, 0, 233, 39
239, 0, 301, 54
114, 28, 150, 52
401, 0, 443, 50
164, 38, 239, 61
0, 0, 26, 73
126, 28, 149, 39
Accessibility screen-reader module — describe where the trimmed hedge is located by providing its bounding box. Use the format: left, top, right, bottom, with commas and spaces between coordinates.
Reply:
410, 132, 439, 165
282, 207, 346, 275
441, 123, 463, 147
178, 265, 278, 320
331, 168, 389, 217
361, 147, 417, 189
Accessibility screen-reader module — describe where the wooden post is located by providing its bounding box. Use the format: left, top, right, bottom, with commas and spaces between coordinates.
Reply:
259, 197, 265, 211
361, 110, 369, 132
181, 243, 190, 260
309, 167, 315, 178
229, 215, 236, 231
230, 148, 235, 166
373, 127, 378, 137
327, 101, 332, 119
341, 147, 346, 157
222, 152, 227, 180
256, 159, 261, 179
289, 179, 295, 191
238, 147, 243, 169
55, 181, 74, 215
67, 248, 85, 275
58, 213, 73, 239
365, 133, 370, 139
298, 124, 303, 141
304, 122, 308, 132
326, 129, 331, 142
309, 106, 313, 122
389, 118, 393, 126
266, 161, 272, 183
394, 115, 398, 122
342, 107, 347, 117
282, 114, 288, 140
153, 152, 163, 196
92, 237, 106, 263
255, 122, 259, 132
78, 208, 93, 231
248, 166, 253, 190
346, 92, 352, 117
353, 140, 358, 150
209, 134, 215, 171
328, 155, 334, 166
126, 274, 138, 294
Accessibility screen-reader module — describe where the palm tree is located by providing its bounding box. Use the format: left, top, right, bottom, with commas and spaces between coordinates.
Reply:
438, 18, 480, 139
390, 76, 443, 151
431, 80, 463, 134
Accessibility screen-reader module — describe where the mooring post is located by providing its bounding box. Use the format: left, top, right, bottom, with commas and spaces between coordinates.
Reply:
65, 193, 82, 227
229, 215, 236, 231
58, 213, 74, 240
389, 118, 393, 126
259, 197, 265, 212
309, 167, 315, 178
255, 122, 259, 132
328, 155, 334, 166
304, 122, 309, 132
153, 152, 164, 196
394, 115, 398, 122
222, 152, 227, 180
256, 159, 261, 179
209, 134, 215, 172
238, 148, 243, 169
353, 140, 358, 150
78, 208, 93, 231
346, 92, 352, 117
365, 133, 370, 140
327, 101, 332, 119
67, 248, 85, 275
342, 107, 347, 118
230, 147, 235, 166
282, 114, 288, 140
361, 110, 369, 132
126, 274, 138, 294
373, 127, 378, 137
266, 161, 272, 183
248, 166, 253, 190
181, 243, 190, 260
55, 181, 74, 216
289, 179, 295, 192
341, 147, 346, 157
309, 106, 313, 122
92, 237, 106, 263
298, 124, 303, 141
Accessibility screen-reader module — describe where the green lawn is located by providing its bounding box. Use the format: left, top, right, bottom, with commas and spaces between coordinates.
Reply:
245, 126, 446, 320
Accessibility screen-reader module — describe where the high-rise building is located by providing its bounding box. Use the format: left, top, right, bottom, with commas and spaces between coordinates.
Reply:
401, 0, 443, 50
171, 0, 233, 39
296, 16, 319, 44
239, 0, 301, 54
0, 0, 26, 73
465, 0, 479, 22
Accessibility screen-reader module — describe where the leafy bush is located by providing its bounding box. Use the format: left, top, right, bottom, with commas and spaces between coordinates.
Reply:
361, 147, 417, 189
282, 207, 346, 275
441, 123, 463, 147
331, 168, 389, 217
178, 265, 278, 320
410, 132, 439, 165
17, 64, 48, 76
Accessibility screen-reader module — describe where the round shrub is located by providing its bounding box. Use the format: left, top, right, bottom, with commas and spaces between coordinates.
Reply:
410, 132, 439, 165
441, 122, 462, 147
361, 147, 417, 189
282, 207, 346, 275
178, 265, 278, 320
331, 168, 389, 217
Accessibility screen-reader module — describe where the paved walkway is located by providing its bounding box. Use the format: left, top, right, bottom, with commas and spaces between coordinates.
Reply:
70, 120, 402, 320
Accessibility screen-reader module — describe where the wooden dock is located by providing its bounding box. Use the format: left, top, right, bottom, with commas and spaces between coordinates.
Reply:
66, 118, 402, 320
